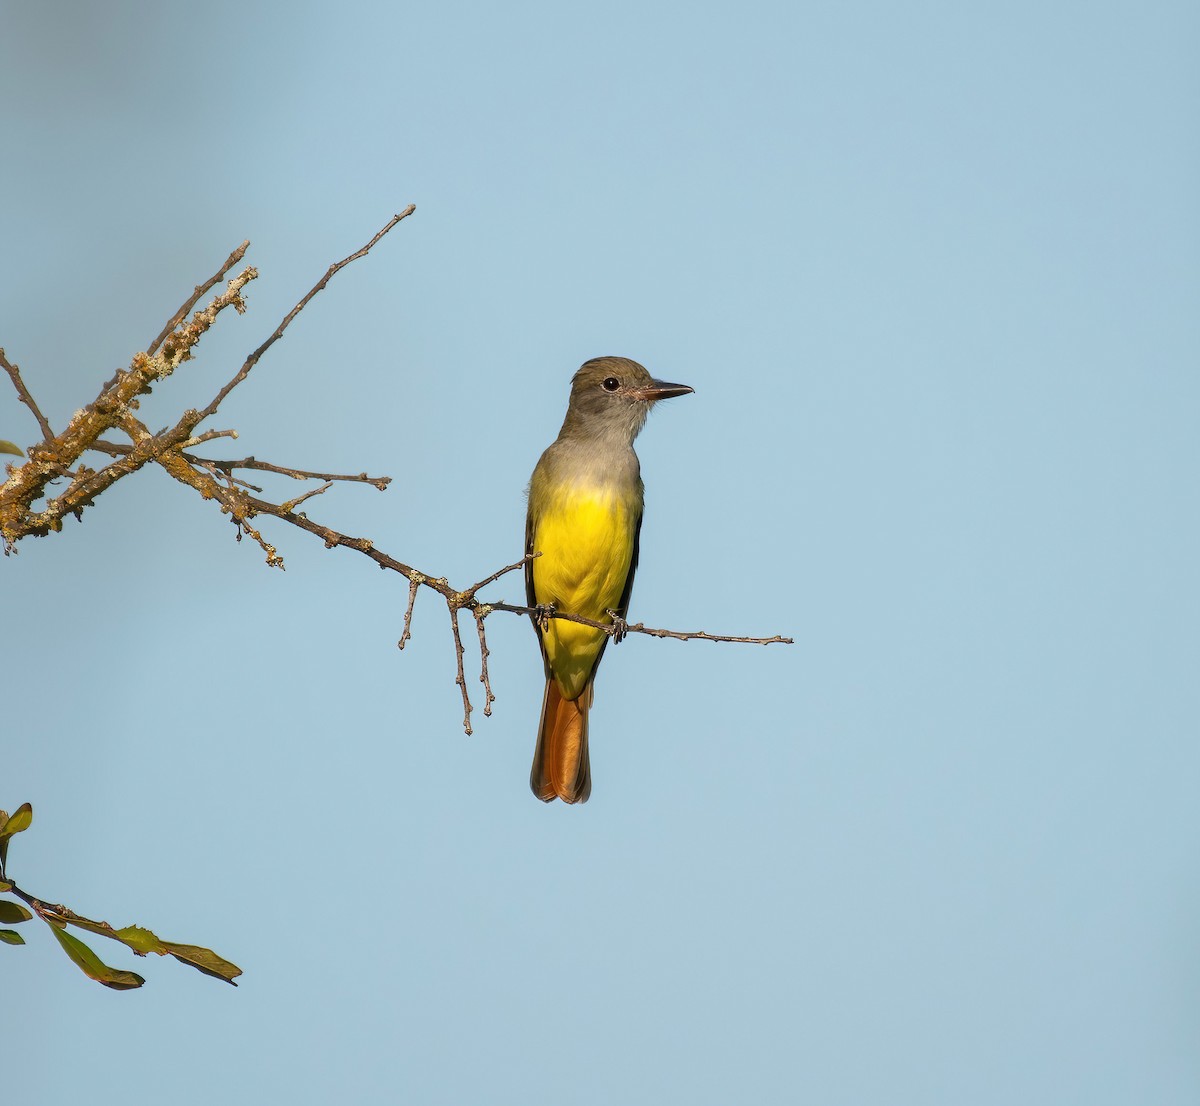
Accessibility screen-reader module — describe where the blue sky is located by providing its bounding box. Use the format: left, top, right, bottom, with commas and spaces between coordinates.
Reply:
2, 2, 1198, 1102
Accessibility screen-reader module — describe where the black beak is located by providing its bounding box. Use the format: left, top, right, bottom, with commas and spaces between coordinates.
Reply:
634, 379, 694, 402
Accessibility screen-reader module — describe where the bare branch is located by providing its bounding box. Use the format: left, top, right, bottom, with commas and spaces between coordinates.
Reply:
279, 480, 333, 513
448, 608, 474, 735
398, 574, 422, 650
172, 478, 790, 720
231, 514, 284, 568
147, 241, 250, 356
205, 456, 390, 491
89, 440, 388, 491
617, 623, 793, 646
238, 491, 441, 589
178, 429, 240, 449
2, 209, 792, 739
472, 606, 496, 717
0, 348, 54, 441
194, 206, 416, 425
483, 601, 793, 645
460, 552, 538, 601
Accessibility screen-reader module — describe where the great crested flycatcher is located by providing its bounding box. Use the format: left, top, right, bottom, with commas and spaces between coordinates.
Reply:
525, 356, 693, 803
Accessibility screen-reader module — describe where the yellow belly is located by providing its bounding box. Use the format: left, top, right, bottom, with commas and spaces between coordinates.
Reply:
531, 489, 636, 701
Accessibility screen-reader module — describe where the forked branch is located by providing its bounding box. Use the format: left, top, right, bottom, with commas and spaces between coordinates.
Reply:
1, 207, 791, 736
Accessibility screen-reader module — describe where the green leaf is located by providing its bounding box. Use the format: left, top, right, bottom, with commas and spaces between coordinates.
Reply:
114, 924, 163, 956
0, 929, 24, 945
113, 925, 241, 984
0, 440, 23, 457
163, 941, 242, 985
1, 804, 32, 836
46, 922, 144, 990
0, 901, 32, 924
0, 802, 32, 872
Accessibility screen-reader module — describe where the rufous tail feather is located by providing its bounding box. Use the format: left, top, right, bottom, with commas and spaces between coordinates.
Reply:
530, 680, 591, 804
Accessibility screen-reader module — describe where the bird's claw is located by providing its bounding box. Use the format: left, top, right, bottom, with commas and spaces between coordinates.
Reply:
606, 610, 628, 643
534, 602, 556, 632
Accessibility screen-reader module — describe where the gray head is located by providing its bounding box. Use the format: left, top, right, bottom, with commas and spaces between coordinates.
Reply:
559, 356, 693, 444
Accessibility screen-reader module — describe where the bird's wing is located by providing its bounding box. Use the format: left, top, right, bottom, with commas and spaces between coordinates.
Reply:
524, 507, 536, 608
525, 506, 553, 679
614, 509, 642, 621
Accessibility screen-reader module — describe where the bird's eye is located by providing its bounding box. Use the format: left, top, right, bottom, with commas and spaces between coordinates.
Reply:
602, 377, 621, 392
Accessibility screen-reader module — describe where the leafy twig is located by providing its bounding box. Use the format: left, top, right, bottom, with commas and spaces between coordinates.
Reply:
0, 803, 240, 989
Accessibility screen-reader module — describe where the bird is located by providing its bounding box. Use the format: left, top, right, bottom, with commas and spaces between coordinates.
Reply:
525, 356, 693, 803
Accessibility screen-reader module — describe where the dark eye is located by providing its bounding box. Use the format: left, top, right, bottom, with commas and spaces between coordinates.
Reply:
602, 377, 620, 392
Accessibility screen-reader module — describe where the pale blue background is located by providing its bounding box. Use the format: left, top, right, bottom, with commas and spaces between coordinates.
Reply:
2, 2, 1198, 1102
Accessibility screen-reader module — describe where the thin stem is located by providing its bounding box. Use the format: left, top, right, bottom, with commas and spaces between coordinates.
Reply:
398, 575, 422, 650
89, 440, 389, 491
448, 607, 473, 735
484, 601, 793, 645
147, 241, 250, 355
461, 551, 538, 600
473, 607, 496, 716
0, 348, 54, 440
279, 481, 333, 513
194, 207, 415, 426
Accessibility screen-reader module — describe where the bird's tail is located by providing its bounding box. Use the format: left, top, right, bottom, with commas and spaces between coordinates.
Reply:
530, 680, 591, 804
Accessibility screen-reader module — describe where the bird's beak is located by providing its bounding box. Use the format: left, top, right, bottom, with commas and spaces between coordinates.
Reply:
634, 379, 694, 402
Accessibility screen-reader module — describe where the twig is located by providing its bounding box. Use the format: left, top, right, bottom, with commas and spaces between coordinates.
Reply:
618, 623, 793, 645
239, 492, 438, 586
187, 454, 263, 493
484, 601, 793, 645
194, 206, 416, 426
473, 606, 496, 716
87, 439, 138, 457
2, 209, 793, 740
2, 874, 241, 987
6, 881, 79, 927
0, 348, 54, 441
147, 241, 250, 356
178, 429, 240, 449
185, 493, 790, 729
448, 608, 473, 735
460, 552, 538, 600
398, 575, 421, 650
229, 511, 283, 568
1, 266, 256, 545
89, 439, 389, 492
279, 481, 332, 513
206, 456, 390, 490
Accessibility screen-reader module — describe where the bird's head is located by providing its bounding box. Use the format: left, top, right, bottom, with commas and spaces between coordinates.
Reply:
563, 356, 693, 443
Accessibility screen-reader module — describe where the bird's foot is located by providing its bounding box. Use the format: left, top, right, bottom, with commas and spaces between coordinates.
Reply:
605, 610, 628, 643
533, 602, 556, 632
